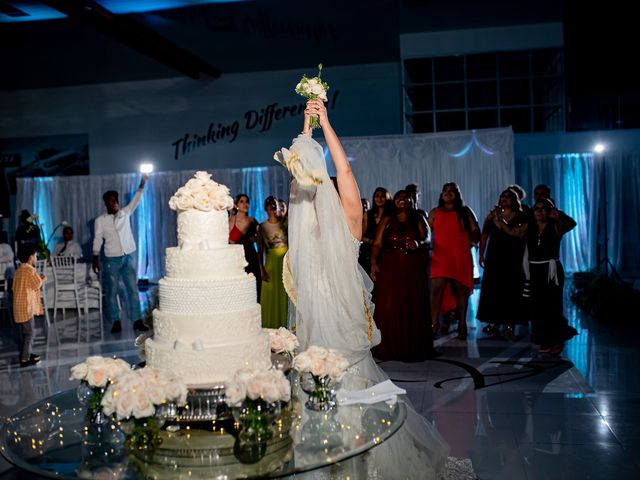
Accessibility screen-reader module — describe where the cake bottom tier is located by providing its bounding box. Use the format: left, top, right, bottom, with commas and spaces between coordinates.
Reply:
145, 333, 272, 388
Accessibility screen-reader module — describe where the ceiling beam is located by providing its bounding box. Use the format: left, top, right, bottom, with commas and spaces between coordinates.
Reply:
40, 0, 220, 79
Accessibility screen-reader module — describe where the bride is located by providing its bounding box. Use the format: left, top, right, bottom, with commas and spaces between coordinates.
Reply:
282, 99, 449, 479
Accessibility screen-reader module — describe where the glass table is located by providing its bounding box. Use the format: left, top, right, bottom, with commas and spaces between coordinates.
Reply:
1, 386, 406, 479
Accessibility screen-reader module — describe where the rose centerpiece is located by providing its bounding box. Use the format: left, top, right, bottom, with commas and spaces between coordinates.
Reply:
168, 171, 234, 212
225, 368, 291, 463
70, 356, 131, 423
266, 327, 299, 371
100, 367, 188, 451
293, 346, 349, 411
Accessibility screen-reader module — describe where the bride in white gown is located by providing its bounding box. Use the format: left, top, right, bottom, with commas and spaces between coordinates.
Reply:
281, 99, 449, 479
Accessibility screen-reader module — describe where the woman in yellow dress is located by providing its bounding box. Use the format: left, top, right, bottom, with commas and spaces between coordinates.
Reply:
258, 196, 288, 328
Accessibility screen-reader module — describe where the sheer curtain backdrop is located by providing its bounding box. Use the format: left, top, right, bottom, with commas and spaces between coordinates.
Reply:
16, 128, 516, 282
517, 152, 640, 277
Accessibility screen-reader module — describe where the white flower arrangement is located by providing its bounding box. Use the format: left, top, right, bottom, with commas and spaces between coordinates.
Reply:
225, 368, 291, 407
69, 356, 131, 388
293, 346, 349, 382
100, 368, 188, 420
168, 171, 234, 212
265, 327, 300, 354
295, 64, 329, 129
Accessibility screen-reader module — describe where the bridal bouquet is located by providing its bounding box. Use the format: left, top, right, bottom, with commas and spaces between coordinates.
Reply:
295, 63, 329, 129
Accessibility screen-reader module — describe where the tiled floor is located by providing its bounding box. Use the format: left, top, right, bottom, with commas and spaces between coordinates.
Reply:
1, 287, 639, 479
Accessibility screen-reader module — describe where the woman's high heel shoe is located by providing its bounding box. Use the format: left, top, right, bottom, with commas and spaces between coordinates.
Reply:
432, 322, 440, 335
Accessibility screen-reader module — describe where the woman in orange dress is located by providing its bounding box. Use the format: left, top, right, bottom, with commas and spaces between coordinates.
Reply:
428, 183, 480, 340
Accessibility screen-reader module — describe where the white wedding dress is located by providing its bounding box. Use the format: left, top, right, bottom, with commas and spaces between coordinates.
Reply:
282, 134, 450, 479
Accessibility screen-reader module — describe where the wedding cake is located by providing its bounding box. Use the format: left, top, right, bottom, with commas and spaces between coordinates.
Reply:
145, 172, 272, 387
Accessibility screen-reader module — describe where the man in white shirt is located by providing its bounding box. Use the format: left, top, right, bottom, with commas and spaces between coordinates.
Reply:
92, 175, 149, 333
53, 226, 82, 260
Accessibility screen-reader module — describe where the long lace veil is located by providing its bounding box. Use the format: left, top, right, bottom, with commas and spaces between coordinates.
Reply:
279, 134, 380, 367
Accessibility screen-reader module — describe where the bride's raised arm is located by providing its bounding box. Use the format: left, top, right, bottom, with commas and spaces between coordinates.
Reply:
304, 99, 363, 239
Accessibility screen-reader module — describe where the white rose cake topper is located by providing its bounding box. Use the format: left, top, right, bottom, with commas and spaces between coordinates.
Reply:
295, 63, 329, 129
168, 171, 234, 212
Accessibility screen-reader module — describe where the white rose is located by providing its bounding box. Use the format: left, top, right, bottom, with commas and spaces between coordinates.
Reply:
70, 363, 88, 381
225, 381, 247, 407
261, 381, 281, 403
246, 380, 263, 400
86, 367, 109, 388
186, 178, 205, 191
194, 171, 212, 183
193, 191, 213, 211
293, 353, 312, 373
176, 194, 194, 210
132, 393, 155, 419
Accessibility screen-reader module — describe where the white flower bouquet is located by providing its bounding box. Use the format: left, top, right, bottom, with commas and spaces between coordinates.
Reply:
70, 356, 132, 422
168, 171, 234, 212
225, 368, 291, 445
225, 368, 291, 407
293, 346, 349, 411
70, 355, 131, 388
292, 346, 349, 382
100, 367, 188, 421
295, 63, 329, 129
265, 327, 299, 354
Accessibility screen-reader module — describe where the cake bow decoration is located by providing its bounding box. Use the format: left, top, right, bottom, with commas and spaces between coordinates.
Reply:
173, 339, 205, 351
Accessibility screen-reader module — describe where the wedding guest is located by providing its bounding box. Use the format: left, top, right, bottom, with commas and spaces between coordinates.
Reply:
532, 184, 577, 230
429, 182, 480, 340
494, 198, 578, 354
477, 189, 527, 339
405, 183, 429, 224
360, 187, 393, 275
92, 175, 149, 334
258, 196, 288, 328
15, 210, 41, 252
12, 246, 43, 367
371, 190, 434, 360
53, 226, 82, 260
0, 230, 14, 266
229, 194, 261, 301
277, 198, 288, 223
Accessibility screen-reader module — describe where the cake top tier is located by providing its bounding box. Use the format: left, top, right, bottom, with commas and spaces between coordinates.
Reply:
169, 171, 234, 213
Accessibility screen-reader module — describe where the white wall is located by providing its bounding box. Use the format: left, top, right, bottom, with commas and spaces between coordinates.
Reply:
0, 63, 401, 174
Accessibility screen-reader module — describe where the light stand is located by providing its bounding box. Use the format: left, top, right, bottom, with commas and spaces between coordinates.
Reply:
594, 152, 621, 281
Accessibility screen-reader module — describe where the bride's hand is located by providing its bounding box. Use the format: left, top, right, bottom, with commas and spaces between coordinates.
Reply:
305, 99, 329, 128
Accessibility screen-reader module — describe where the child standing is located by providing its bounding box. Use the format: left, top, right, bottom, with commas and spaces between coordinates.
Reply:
12, 246, 44, 367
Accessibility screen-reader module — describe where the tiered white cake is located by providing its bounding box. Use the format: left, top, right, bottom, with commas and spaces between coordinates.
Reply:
145, 172, 272, 388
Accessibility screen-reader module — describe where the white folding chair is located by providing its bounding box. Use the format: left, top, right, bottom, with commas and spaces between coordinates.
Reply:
84, 273, 104, 342
50, 256, 85, 341
35, 259, 58, 344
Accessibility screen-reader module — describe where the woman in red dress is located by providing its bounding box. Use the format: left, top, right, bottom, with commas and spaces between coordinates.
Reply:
228, 193, 261, 301
370, 190, 433, 360
428, 183, 480, 340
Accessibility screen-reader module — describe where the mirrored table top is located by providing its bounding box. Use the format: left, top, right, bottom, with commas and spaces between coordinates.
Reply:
1, 387, 406, 479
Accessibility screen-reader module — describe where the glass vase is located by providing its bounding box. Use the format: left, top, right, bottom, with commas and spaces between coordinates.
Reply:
300, 373, 337, 412
76, 382, 107, 424
123, 417, 163, 452
232, 398, 281, 464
